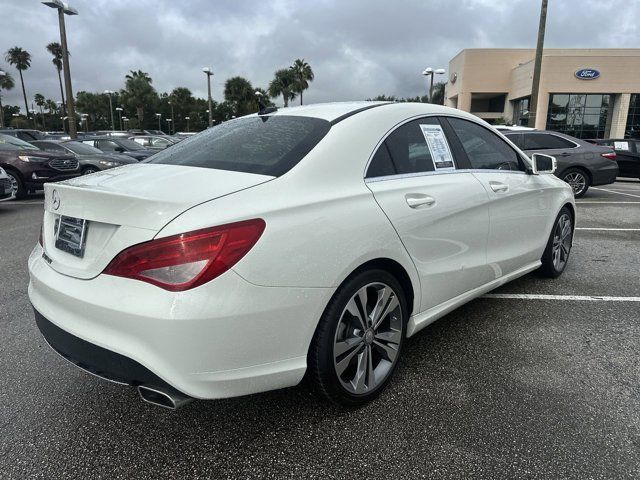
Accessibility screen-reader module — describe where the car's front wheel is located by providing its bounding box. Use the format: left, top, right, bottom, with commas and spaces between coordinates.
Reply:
538, 206, 573, 278
5, 170, 26, 199
308, 269, 407, 406
562, 168, 590, 197
82, 167, 99, 175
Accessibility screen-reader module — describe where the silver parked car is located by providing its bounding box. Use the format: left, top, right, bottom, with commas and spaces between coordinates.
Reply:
30, 140, 137, 175
0, 166, 15, 202
129, 135, 180, 150
501, 130, 618, 197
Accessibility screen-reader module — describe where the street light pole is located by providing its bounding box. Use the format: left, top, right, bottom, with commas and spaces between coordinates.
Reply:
168, 100, 175, 135
203, 68, 213, 128
104, 90, 115, 130
156, 113, 161, 132
43, 0, 78, 139
0, 70, 5, 129
115, 107, 123, 130
422, 67, 446, 103
185, 116, 190, 133
528, 0, 548, 128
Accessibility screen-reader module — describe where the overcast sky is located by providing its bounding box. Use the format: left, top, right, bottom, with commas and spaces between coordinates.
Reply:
1, 0, 638, 112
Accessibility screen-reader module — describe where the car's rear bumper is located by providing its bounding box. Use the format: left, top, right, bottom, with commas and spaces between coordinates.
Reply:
25, 172, 80, 190
590, 162, 619, 186
28, 245, 332, 399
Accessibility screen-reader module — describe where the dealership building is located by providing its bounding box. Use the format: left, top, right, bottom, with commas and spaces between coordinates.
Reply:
445, 48, 640, 139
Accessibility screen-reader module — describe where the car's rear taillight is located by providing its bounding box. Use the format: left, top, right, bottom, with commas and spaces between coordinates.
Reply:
601, 152, 616, 160
103, 219, 265, 291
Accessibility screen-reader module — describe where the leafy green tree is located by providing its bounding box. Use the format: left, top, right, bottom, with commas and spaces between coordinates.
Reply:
45, 42, 67, 115
34, 93, 46, 129
268, 68, 297, 107
430, 82, 445, 105
5, 46, 31, 121
291, 59, 314, 105
0, 68, 15, 128
224, 76, 257, 116
121, 70, 157, 126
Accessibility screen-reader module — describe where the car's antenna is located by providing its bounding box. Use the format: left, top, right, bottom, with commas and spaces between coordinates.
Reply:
255, 91, 277, 116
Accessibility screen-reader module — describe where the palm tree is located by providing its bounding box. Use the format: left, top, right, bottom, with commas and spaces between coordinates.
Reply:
121, 70, 156, 124
34, 93, 46, 129
223, 76, 255, 116
268, 68, 297, 107
5, 47, 32, 122
291, 59, 314, 105
0, 68, 15, 129
46, 42, 66, 115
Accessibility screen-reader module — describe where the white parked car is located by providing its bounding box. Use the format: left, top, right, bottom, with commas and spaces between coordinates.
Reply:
28, 102, 575, 409
0, 166, 15, 202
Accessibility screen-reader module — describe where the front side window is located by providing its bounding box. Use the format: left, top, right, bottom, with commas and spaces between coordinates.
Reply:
36, 142, 66, 153
149, 116, 331, 176
97, 140, 118, 151
448, 118, 523, 171
523, 133, 576, 150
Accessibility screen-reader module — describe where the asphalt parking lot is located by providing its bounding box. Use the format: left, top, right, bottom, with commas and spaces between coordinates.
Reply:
1, 181, 639, 479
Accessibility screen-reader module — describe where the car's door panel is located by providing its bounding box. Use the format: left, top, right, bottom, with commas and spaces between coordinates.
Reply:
368, 173, 491, 311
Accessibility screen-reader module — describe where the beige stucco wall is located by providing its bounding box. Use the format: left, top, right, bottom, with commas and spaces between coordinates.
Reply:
447, 48, 640, 130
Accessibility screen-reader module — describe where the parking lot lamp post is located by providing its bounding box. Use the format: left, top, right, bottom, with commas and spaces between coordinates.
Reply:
122, 116, 128, 129
184, 116, 190, 132
166, 118, 172, 132
202, 67, 213, 128
103, 90, 115, 130
155, 112, 161, 132
115, 107, 123, 130
42, 0, 78, 139
422, 67, 446, 103
0, 70, 5, 129
168, 100, 175, 134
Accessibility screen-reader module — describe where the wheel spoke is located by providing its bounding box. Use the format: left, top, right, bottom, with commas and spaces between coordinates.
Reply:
374, 329, 401, 345
334, 336, 363, 357
345, 297, 367, 331
373, 339, 398, 363
370, 287, 391, 327
366, 345, 375, 389
351, 348, 368, 393
373, 293, 399, 330
335, 343, 364, 377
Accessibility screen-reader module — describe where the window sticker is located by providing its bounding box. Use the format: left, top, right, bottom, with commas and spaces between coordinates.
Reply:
613, 141, 629, 151
419, 124, 455, 170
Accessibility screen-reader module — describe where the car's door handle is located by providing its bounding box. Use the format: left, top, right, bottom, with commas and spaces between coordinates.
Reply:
489, 181, 509, 193
558, 152, 571, 157
405, 194, 436, 208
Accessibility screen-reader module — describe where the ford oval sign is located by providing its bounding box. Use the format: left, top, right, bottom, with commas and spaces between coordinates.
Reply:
575, 69, 600, 80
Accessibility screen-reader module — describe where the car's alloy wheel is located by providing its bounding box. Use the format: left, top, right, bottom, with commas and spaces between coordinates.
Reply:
5, 171, 25, 199
333, 282, 402, 395
563, 171, 588, 197
83, 168, 99, 175
538, 206, 573, 278
552, 213, 572, 272
308, 269, 407, 406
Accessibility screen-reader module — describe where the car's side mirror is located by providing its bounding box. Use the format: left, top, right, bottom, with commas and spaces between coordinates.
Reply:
531, 153, 556, 174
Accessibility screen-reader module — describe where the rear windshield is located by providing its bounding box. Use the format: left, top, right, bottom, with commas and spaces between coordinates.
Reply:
147, 115, 331, 176
0, 134, 39, 151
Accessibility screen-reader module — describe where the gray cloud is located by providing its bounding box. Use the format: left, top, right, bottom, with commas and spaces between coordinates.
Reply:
0, 0, 637, 112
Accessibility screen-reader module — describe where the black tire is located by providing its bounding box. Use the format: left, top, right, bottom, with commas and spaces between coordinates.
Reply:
538, 206, 573, 278
561, 168, 590, 197
308, 269, 408, 406
82, 167, 99, 175
5, 170, 26, 199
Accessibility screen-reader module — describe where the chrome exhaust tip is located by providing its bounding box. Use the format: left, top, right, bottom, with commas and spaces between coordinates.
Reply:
137, 385, 192, 410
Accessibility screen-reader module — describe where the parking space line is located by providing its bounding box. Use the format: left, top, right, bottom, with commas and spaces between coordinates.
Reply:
591, 187, 640, 199
483, 293, 640, 302
575, 227, 640, 231
576, 201, 640, 204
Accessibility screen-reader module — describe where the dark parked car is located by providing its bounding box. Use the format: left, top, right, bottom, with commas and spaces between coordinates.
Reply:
30, 140, 137, 175
502, 130, 618, 197
0, 133, 80, 199
79, 136, 155, 161
588, 139, 640, 180
0, 129, 46, 142
129, 135, 179, 150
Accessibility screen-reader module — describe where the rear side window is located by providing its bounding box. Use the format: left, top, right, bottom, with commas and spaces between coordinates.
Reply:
366, 143, 396, 177
504, 133, 524, 149
523, 133, 575, 150
149, 116, 331, 176
448, 118, 523, 171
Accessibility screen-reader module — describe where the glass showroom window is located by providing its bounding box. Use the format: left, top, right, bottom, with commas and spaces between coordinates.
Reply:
625, 94, 640, 139
546, 93, 611, 139
512, 97, 530, 126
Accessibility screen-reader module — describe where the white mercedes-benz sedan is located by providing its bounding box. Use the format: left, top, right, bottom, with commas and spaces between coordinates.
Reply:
28, 102, 575, 409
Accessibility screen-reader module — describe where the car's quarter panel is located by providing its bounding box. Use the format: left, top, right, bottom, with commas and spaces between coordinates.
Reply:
28, 245, 333, 399
367, 172, 491, 311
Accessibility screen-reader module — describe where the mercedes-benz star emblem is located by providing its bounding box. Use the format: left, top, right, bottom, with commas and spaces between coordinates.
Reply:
52, 189, 60, 210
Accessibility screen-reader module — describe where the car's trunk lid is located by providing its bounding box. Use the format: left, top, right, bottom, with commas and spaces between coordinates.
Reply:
41, 163, 273, 279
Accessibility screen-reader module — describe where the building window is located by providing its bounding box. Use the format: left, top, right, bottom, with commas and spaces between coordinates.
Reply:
512, 97, 530, 126
625, 94, 640, 139
546, 93, 611, 139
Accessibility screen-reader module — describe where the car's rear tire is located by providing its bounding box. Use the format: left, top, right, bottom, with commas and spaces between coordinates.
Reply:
82, 167, 99, 175
308, 269, 407, 406
538, 206, 573, 278
562, 168, 590, 197
5, 170, 26, 199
